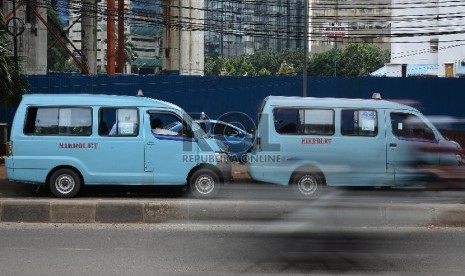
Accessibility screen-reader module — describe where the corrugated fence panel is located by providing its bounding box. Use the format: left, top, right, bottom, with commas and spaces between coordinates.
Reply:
1, 75, 464, 131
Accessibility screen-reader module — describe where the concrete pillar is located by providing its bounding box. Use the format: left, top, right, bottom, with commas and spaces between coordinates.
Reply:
162, 0, 180, 74
81, 0, 97, 74
162, 0, 204, 76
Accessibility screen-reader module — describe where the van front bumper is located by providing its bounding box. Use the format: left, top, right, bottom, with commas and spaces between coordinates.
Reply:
217, 161, 233, 183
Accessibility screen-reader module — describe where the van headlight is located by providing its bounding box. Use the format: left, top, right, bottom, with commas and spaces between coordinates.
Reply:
215, 152, 229, 163
456, 154, 465, 165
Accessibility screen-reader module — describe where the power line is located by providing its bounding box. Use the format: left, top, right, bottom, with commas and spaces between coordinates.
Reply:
12, 0, 465, 46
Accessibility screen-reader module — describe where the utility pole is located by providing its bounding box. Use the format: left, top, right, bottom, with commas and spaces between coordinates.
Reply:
117, 0, 125, 73
107, 0, 116, 75
303, 0, 309, 97
333, 0, 338, 77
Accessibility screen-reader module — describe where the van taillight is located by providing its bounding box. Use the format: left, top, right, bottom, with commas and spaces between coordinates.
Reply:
255, 137, 261, 151
6, 141, 12, 156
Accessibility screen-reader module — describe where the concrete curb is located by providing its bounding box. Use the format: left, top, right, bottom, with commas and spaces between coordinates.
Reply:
1, 198, 465, 227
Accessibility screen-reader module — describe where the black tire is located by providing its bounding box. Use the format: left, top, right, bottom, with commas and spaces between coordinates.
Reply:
189, 169, 221, 199
292, 171, 324, 198
49, 168, 81, 198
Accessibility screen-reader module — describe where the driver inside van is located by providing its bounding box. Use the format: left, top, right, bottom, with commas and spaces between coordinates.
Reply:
151, 118, 178, 135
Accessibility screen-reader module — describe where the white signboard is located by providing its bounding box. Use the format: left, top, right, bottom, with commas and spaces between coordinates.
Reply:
323, 22, 348, 38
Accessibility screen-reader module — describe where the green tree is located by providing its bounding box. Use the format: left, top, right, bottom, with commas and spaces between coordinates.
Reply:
239, 60, 257, 76
338, 43, 390, 76
47, 8, 71, 72
220, 60, 237, 76
0, 11, 29, 105
258, 68, 271, 76
204, 49, 305, 76
277, 60, 297, 76
277, 49, 304, 75
308, 43, 390, 76
246, 50, 280, 75
307, 50, 336, 76
205, 56, 225, 76
116, 34, 138, 64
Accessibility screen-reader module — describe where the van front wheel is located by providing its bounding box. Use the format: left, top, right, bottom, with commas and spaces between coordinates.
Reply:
292, 172, 324, 198
189, 169, 220, 199
49, 168, 81, 198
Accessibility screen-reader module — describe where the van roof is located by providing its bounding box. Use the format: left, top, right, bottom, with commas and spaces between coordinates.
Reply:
20, 94, 181, 110
264, 96, 418, 111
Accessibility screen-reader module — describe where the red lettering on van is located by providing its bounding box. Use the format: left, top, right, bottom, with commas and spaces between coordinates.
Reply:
301, 138, 332, 145
59, 142, 99, 149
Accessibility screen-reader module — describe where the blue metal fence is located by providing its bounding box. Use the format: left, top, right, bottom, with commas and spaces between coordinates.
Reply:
1, 75, 464, 131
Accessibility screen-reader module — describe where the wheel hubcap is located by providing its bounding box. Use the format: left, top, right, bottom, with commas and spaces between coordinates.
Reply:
298, 175, 318, 195
55, 174, 75, 194
195, 175, 215, 195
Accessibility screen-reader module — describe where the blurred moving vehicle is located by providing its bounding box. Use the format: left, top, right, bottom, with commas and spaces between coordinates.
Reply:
170, 119, 253, 162
247, 94, 464, 197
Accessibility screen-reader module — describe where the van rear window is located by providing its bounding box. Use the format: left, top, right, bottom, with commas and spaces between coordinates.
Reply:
273, 108, 334, 135
24, 107, 92, 136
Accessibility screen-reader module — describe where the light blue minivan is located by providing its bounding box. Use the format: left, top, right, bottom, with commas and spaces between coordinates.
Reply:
247, 95, 464, 197
5, 94, 231, 198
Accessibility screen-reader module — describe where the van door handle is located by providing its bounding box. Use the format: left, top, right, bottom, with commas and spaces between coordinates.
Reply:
389, 143, 397, 148
147, 141, 155, 146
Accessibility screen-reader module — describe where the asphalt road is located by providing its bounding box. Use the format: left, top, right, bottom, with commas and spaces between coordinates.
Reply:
1, 223, 465, 275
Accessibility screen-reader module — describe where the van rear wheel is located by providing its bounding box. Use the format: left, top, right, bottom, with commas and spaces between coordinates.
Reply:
189, 169, 220, 199
49, 168, 81, 198
292, 172, 324, 198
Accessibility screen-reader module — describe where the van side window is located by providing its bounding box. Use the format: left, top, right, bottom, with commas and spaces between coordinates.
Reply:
273, 108, 334, 135
99, 108, 139, 136
391, 112, 436, 141
341, 110, 378, 137
149, 112, 188, 136
24, 107, 92, 136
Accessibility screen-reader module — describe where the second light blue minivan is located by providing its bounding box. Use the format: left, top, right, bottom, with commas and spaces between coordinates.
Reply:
5, 93, 231, 198
247, 95, 464, 197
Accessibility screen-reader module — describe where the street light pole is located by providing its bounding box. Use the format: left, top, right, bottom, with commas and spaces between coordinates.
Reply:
137, 63, 146, 75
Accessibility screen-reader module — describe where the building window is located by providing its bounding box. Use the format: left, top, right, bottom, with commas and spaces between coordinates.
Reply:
430, 38, 439, 53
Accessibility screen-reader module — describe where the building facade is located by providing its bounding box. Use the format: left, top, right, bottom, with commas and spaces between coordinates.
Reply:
205, 0, 305, 57
310, 0, 391, 54
390, 0, 465, 77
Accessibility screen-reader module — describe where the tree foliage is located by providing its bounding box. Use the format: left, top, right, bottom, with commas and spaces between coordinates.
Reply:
47, 8, 79, 73
116, 34, 138, 64
308, 43, 390, 76
204, 44, 389, 77
277, 60, 297, 76
0, 11, 29, 106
